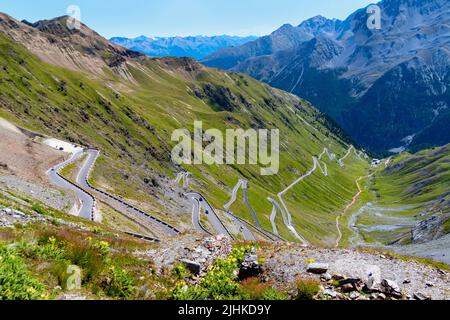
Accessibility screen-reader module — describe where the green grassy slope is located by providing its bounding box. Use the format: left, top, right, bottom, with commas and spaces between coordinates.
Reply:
355, 145, 450, 244
0, 28, 368, 244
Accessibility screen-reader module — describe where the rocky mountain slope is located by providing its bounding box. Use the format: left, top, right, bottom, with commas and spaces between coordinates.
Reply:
0, 14, 142, 78
0, 12, 369, 244
202, 0, 450, 154
110, 35, 257, 60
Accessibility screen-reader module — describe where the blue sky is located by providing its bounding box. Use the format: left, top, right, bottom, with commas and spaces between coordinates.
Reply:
0, 0, 376, 38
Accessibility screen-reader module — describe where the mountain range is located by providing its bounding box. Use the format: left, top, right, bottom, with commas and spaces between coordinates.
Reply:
110, 35, 258, 60
202, 0, 450, 155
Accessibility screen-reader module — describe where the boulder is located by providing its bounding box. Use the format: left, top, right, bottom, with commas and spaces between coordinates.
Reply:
320, 273, 332, 282
381, 279, 402, 298
239, 253, 261, 280
332, 273, 345, 281
414, 292, 431, 301
307, 263, 329, 274
180, 259, 202, 275
339, 278, 364, 292
350, 292, 360, 300
364, 265, 381, 291
323, 289, 337, 298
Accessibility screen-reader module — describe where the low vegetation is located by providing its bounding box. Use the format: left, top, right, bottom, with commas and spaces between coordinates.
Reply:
0, 246, 46, 300
295, 278, 321, 300
0, 222, 176, 300
172, 244, 288, 300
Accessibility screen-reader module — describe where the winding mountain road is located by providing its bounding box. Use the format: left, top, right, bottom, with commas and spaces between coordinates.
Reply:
224, 179, 261, 228
48, 139, 369, 246
48, 148, 180, 237
228, 213, 257, 241
275, 156, 328, 244
175, 172, 190, 190
269, 145, 367, 244
185, 191, 233, 238
47, 151, 95, 220
80, 150, 180, 236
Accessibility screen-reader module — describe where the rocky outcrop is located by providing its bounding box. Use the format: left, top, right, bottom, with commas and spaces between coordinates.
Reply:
307, 263, 329, 274
139, 235, 232, 276
239, 248, 262, 280
412, 211, 450, 243
262, 245, 449, 300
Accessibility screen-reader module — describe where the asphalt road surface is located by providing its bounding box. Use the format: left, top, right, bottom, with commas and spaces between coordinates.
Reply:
47, 151, 94, 220
186, 192, 233, 238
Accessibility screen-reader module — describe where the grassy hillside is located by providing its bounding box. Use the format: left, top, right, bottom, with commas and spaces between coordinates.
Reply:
0, 21, 369, 244
350, 145, 450, 245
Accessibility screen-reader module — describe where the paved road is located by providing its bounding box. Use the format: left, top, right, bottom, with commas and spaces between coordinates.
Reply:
175, 172, 189, 190
80, 150, 180, 236
241, 181, 262, 228
227, 211, 284, 242
47, 151, 95, 220
273, 145, 367, 244
225, 180, 261, 227
49, 148, 179, 237
276, 157, 324, 244
186, 192, 233, 238
187, 195, 212, 236
226, 211, 257, 241
224, 180, 244, 211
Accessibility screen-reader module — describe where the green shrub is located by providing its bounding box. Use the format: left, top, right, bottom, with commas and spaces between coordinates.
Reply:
31, 203, 49, 216
15, 238, 66, 264
261, 288, 289, 300
296, 279, 320, 300
102, 266, 137, 299
0, 247, 46, 300
172, 245, 253, 300
67, 238, 111, 282
174, 263, 190, 279
240, 277, 288, 300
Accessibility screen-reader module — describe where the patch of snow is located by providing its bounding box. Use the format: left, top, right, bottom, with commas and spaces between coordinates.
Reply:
389, 134, 416, 154
43, 138, 84, 154
401, 134, 416, 145
389, 146, 406, 154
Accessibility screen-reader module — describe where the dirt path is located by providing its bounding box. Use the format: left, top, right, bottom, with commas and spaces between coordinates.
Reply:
335, 175, 372, 248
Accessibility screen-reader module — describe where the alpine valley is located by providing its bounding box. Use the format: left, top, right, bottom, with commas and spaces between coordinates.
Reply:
0, 1, 448, 301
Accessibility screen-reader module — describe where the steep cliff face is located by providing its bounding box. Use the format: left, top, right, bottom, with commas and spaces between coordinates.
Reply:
203, 0, 450, 154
